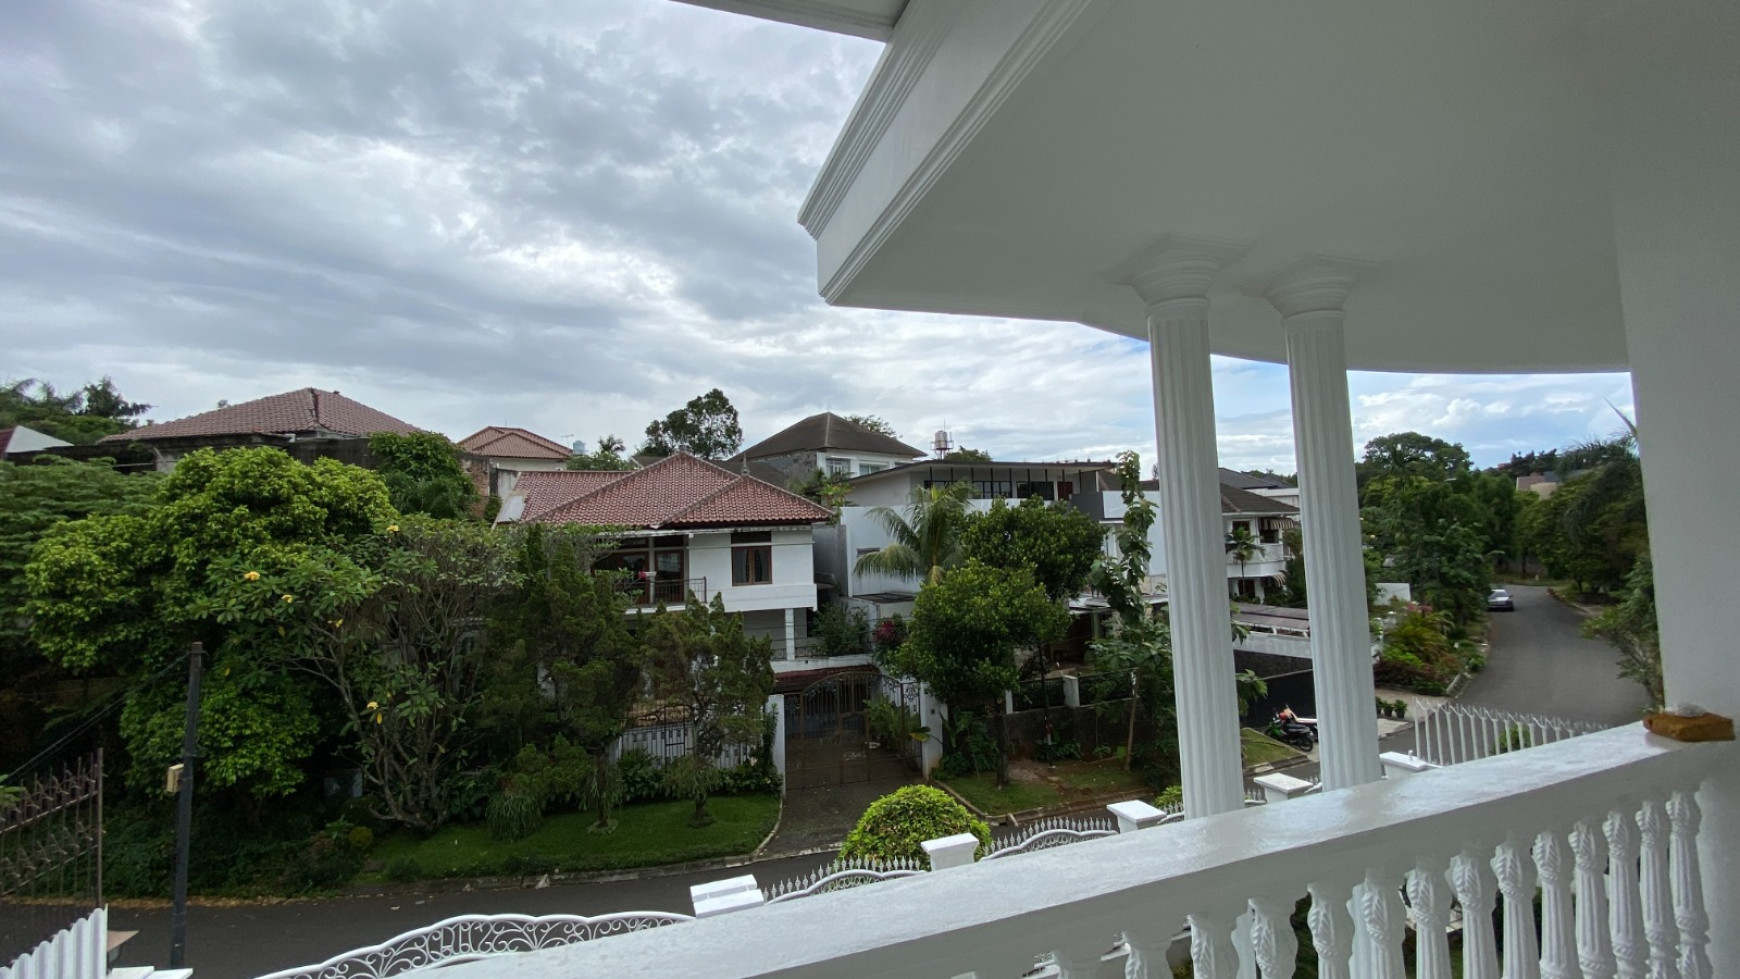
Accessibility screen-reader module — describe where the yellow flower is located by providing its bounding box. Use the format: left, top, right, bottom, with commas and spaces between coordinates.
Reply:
366, 701, 378, 710
386, 524, 399, 533
374, 712, 384, 725
333, 618, 343, 628
243, 571, 261, 582
281, 594, 295, 603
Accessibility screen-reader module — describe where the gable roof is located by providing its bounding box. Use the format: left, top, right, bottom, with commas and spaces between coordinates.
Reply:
1218, 467, 1291, 490
739, 412, 924, 461
100, 389, 418, 443
0, 425, 73, 455
1218, 484, 1300, 516
507, 453, 832, 529
460, 426, 572, 461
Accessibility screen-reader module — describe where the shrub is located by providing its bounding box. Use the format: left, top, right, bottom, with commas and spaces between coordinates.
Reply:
486, 782, 544, 842
813, 601, 872, 658
385, 855, 422, 882
613, 749, 667, 805
1154, 785, 1184, 810
715, 760, 782, 796
839, 785, 991, 867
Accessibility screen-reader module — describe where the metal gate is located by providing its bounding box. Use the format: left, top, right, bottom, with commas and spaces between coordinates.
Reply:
784, 672, 919, 790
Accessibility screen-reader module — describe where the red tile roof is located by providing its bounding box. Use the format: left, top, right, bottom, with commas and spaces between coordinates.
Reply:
459, 426, 572, 461
100, 389, 419, 443
511, 454, 832, 529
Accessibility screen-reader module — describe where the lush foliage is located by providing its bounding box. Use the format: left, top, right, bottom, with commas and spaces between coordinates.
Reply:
1522, 433, 1646, 596
811, 601, 872, 659
639, 388, 742, 460
838, 785, 990, 866
1373, 604, 1474, 695
368, 431, 478, 519
1, 377, 150, 445
843, 414, 899, 438
960, 496, 1105, 602
853, 481, 974, 586
642, 596, 776, 825
1583, 556, 1661, 706
941, 447, 992, 462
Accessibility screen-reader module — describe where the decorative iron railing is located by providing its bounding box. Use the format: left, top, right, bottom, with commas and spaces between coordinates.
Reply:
250, 912, 694, 979
1413, 703, 1610, 767
619, 576, 707, 607
764, 856, 926, 903
983, 814, 1116, 860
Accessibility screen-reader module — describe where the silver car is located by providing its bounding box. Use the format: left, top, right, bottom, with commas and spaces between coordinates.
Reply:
1488, 588, 1515, 611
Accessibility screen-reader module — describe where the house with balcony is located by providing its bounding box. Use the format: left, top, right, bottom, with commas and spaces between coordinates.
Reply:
495, 453, 834, 670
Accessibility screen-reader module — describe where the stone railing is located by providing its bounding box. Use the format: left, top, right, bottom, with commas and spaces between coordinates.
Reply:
425, 724, 1730, 978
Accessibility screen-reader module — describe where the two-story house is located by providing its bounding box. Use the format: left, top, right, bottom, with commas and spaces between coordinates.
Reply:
495, 453, 834, 671
726, 411, 926, 484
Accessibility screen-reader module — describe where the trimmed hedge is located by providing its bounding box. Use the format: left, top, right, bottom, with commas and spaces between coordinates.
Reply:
839, 785, 991, 867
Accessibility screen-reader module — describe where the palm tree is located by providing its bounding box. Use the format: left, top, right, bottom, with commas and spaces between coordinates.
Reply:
853, 482, 974, 586
1225, 524, 1260, 578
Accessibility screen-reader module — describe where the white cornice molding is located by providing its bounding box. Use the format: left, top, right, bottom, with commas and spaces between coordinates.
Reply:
817, 0, 1107, 305
799, 0, 960, 235
1115, 235, 1251, 307
673, 0, 903, 42
1244, 256, 1381, 319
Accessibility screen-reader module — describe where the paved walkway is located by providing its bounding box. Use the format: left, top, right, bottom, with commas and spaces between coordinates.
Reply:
757, 775, 916, 857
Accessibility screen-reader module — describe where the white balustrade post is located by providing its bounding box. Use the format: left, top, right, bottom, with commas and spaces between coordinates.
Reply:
1108, 799, 1166, 833
1360, 868, 1409, 979
1668, 790, 1712, 979
1638, 797, 1678, 978
1124, 928, 1179, 979
1128, 237, 1248, 818
1188, 909, 1243, 979
1249, 895, 1300, 979
1534, 830, 1578, 979
1606, 806, 1649, 979
1450, 846, 1501, 979
1052, 938, 1114, 979
1493, 835, 1543, 979
1256, 259, 1383, 790
1572, 819, 1618, 979
1307, 881, 1356, 979
922, 832, 981, 871
1407, 857, 1453, 979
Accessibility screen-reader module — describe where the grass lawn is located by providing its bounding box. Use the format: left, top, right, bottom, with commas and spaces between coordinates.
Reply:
1240, 727, 1305, 768
935, 759, 1150, 817
363, 794, 779, 881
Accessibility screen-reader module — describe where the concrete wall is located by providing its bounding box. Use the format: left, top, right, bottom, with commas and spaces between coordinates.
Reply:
688, 528, 819, 614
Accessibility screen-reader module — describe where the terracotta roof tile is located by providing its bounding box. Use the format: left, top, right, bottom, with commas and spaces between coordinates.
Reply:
513, 454, 831, 528
101, 389, 418, 443
459, 426, 572, 460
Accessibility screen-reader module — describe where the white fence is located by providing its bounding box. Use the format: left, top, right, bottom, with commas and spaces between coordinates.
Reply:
608, 721, 756, 769
1413, 703, 1611, 767
1, 906, 106, 979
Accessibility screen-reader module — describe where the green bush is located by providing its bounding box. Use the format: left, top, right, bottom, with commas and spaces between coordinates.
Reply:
812, 601, 872, 658
385, 855, 423, 882
715, 760, 782, 797
839, 785, 991, 867
614, 749, 667, 805
1154, 785, 1184, 809
486, 783, 544, 842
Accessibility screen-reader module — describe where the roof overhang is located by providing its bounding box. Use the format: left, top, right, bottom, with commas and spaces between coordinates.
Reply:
672, 0, 906, 41
770, 0, 1729, 373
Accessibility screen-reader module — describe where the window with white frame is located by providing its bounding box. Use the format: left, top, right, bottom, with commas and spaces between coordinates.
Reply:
732, 530, 773, 585
826, 457, 852, 477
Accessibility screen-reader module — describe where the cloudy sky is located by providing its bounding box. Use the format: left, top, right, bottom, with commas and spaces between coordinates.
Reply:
2, 0, 1634, 471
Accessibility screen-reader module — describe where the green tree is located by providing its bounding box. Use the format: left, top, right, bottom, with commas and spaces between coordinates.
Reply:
1089, 452, 1156, 628
640, 389, 743, 460
941, 447, 992, 462
1524, 432, 1646, 596
788, 468, 851, 520
1225, 524, 1259, 579
1362, 474, 1491, 629
641, 596, 775, 826
892, 560, 1067, 785
1356, 432, 1472, 496
960, 496, 1105, 602
844, 415, 900, 439
853, 482, 974, 586
566, 435, 636, 472
369, 431, 478, 519
501, 524, 643, 829
26, 447, 395, 799
1584, 556, 1661, 706
0, 377, 151, 445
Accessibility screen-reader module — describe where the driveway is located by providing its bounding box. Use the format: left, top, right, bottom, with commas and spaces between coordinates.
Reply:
1461, 584, 1650, 725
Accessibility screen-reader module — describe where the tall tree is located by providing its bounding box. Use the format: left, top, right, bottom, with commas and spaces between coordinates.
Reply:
640, 389, 743, 459
853, 482, 974, 586
0, 377, 151, 445
565, 434, 635, 472
369, 431, 478, 519
1356, 432, 1472, 496
500, 525, 642, 829
960, 496, 1105, 602
641, 596, 774, 826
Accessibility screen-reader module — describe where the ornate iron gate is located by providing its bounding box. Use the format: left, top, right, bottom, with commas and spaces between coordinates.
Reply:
1, 752, 102, 963
785, 672, 919, 790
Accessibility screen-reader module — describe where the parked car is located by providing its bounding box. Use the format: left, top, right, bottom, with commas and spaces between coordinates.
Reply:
1488, 588, 1515, 611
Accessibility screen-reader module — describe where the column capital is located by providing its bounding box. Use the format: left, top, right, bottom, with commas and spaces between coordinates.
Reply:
1247, 256, 1378, 319
1120, 235, 1249, 309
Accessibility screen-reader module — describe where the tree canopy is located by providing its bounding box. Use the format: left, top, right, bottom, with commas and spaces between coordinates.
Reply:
640, 389, 743, 460
852, 482, 974, 586
960, 495, 1104, 602
942, 447, 992, 462
369, 431, 478, 519
1356, 432, 1472, 493
566, 434, 635, 471
892, 559, 1067, 715
843, 414, 899, 439
1, 377, 151, 445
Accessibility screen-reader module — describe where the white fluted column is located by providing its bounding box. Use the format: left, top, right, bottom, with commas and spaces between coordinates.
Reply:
1129, 237, 1248, 818
1256, 259, 1382, 789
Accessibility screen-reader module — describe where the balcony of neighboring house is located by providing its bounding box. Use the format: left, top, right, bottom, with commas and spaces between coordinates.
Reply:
598, 535, 706, 608
618, 573, 708, 608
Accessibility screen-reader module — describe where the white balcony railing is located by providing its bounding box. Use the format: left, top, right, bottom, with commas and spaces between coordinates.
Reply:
427, 725, 1730, 979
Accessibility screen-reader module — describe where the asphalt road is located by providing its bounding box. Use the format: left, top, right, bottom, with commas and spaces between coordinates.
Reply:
1460, 584, 1649, 725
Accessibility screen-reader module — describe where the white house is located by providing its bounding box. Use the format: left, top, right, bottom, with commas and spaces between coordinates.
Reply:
496, 453, 836, 671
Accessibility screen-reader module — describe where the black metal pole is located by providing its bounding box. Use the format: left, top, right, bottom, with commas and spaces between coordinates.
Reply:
168, 642, 203, 969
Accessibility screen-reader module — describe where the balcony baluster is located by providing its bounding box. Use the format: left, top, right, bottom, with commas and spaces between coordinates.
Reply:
1572, 819, 1617, 979
1407, 857, 1453, 979
1668, 791, 1711, 979
1638, 797, 1677, 978
1449, 847, 1500, 979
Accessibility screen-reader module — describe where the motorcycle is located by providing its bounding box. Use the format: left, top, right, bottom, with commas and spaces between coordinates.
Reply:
1266, 707, 1318, 751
